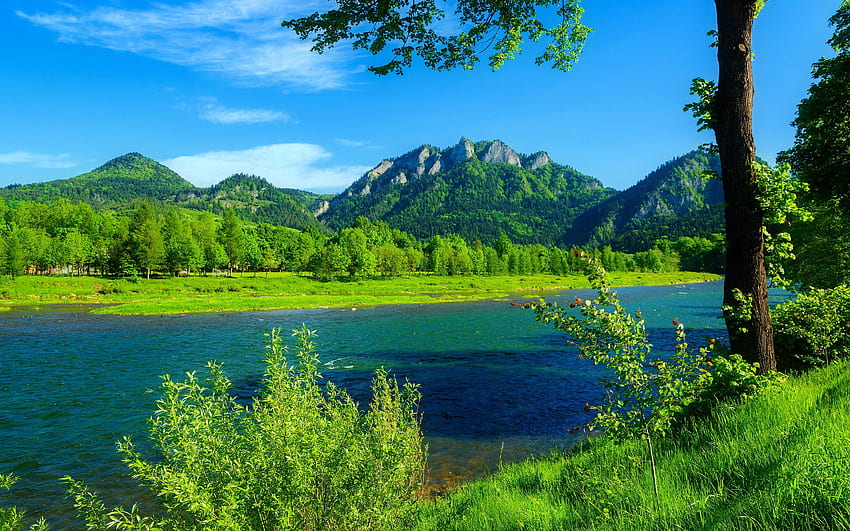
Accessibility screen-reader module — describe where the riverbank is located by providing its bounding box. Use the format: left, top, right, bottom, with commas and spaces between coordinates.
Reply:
415, 361, 850, 530
0, 271, 720, 315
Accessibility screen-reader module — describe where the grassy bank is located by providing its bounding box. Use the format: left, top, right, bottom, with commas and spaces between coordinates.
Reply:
0, 271, 719, 315
415, 361, 850, 530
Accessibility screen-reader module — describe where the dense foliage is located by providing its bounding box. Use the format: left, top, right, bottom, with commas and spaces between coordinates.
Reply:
773, 285, 850, 369
779, 1, 850, 206
0, 198, 699, 280
776, 2, 850, 289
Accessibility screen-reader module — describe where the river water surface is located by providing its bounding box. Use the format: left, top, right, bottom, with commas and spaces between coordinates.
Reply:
1, 280, 727, 526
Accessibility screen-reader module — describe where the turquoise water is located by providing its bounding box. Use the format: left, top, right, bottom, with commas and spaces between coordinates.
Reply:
1, 280, 726, 525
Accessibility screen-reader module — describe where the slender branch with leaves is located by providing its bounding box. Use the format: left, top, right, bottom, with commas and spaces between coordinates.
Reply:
526, 254, 715, 498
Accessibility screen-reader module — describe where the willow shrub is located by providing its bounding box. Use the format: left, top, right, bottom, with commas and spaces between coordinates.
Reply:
66, 326, 426, 530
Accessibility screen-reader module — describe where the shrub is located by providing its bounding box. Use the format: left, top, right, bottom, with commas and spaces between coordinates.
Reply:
0, 473, 48, 530
527, 256, 716, 498
678, 352, 786, 419
66, 326, 426, 530
773, 285, 850, 368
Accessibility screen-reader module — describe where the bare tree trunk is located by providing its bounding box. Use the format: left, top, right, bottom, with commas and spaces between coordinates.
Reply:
714, 0, 776, 372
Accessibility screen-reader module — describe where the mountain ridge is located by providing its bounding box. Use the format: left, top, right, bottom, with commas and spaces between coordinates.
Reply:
0, 140, 725, 250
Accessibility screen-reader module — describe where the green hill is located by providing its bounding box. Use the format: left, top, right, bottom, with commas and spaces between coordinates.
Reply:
173, 173, 329, 230
0, 154, 330, 230
572, 150, 725, 251
0, 152, 195, 207
0, 146, 727, 246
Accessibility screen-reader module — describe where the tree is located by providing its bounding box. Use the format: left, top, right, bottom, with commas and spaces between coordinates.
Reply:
282, 0, 776, 371
710, 0, 774, 371
218, 208, 245, 276
162, 209, 196, 276
0, 230, 24, 277
777, 1, 850, 288
63, 230, 91, 276
128, 203, 164, 280
339, 227, 376, 276
780, 1, 850, 204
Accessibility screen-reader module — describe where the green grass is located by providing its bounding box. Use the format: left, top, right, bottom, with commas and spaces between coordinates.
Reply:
0, 271, 720, 315
415, 361, 850, 530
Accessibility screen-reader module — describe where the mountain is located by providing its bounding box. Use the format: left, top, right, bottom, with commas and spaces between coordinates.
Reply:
0, 152, 195, 207
318, 138, 616, 246
573, 150, 725, 251
0, 154, 329, 230
0, 144, 726, 248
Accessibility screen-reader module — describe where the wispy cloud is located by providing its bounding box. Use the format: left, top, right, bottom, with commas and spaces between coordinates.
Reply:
162, 143, 370, 191
0, 151, 77, 169
336, 138, 367, 147
196, 98, 290, 124
335, 138, 382, 150
17, 0, 356, 91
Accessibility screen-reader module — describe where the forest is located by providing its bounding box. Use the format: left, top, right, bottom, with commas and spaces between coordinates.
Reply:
0, 197, 724, 281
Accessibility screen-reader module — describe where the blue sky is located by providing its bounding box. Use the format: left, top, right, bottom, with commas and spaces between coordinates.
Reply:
0, 0, 840, 193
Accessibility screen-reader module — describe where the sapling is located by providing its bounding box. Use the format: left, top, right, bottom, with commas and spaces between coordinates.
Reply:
527, 255, 715, 499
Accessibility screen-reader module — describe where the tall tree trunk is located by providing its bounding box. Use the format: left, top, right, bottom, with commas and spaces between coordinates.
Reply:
714, 0, 776, 372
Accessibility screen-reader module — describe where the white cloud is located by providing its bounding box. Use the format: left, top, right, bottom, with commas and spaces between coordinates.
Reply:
17, 0, 355, 91
336, 138, 367, 147
0, 151, 77, 169
196, 98, 290, 124
163, 143, 370, 191
335, 138, 383, 150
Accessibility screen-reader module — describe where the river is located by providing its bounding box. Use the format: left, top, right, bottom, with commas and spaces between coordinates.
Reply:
0, 280, 726, 526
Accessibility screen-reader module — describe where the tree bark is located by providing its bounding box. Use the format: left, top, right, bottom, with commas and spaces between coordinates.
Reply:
714, 0, 776, 372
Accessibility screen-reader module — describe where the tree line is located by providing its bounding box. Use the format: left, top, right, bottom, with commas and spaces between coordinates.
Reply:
0, 198, 723, 280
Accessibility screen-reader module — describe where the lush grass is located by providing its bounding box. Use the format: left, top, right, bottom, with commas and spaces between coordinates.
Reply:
0, 271, 720, 315
415, 361, 850, 530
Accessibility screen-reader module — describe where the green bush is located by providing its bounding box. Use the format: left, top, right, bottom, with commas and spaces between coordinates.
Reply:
773, 285, 850, 367
0, 473, 48, 531
678, 352, 785, 420
66, 326, 426, 530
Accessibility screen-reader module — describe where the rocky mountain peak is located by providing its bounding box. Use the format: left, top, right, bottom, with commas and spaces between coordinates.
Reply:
337, 137, 554, 200
526, 151, 552, 170
479, 140, 522, 167
441, 137, 476, 168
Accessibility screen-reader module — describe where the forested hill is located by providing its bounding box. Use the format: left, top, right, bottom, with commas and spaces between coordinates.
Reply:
0, 154, 330, 230
0, 145, 726, 249
318, 138, 617, 246
0, 153, 194, 207
172, 173, 328, 231
571, 150, 724, 251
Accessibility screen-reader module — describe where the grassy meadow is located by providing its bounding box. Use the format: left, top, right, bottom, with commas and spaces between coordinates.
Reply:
415, 361, 850, 530
0, 271, 720, 315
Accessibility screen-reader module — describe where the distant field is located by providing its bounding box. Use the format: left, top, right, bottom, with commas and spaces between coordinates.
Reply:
0, 271, 721, 315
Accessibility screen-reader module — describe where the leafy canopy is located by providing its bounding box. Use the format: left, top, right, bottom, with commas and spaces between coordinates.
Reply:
282, 0, 592, 74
